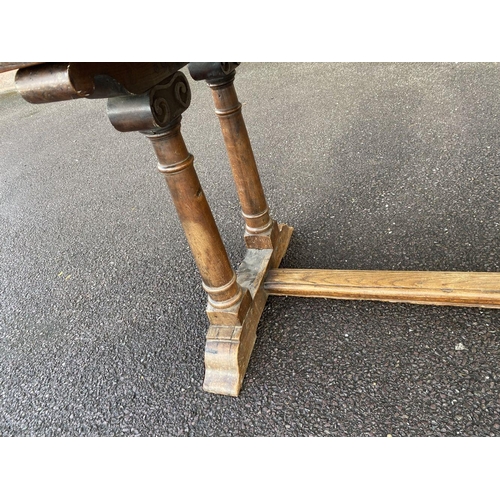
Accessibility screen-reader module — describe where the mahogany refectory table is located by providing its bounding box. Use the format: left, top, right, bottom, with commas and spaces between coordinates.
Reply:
2, 62, 500, 397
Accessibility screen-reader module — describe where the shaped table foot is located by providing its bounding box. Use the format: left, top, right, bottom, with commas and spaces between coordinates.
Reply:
204, 223, 293, 396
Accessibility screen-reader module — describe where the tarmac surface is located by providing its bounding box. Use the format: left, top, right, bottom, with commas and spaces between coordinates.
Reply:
0, 63, 499, 436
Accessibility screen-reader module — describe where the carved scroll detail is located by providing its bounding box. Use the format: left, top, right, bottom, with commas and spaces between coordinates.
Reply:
152, 97, 171, 127
150, 73, 192, 128
107, 71, 192, 133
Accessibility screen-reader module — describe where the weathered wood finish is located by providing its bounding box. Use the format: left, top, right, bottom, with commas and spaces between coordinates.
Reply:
265, 269, 500, 308
207, 71, 277, 249
204, 223, 293, 396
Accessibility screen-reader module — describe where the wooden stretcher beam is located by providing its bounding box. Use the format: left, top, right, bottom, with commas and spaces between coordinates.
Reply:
264, 269, 500, 308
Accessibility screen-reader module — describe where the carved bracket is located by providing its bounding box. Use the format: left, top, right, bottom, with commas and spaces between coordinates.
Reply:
107, 71, 192, 133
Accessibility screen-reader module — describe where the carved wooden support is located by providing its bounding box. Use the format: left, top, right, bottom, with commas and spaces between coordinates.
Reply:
108, 71, 192, 132
107, 70, 293, 395
13, 64, 294, 396
189, 63, 278, 250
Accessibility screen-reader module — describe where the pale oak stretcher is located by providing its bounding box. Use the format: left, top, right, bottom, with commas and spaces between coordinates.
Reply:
2, 62, 499, 396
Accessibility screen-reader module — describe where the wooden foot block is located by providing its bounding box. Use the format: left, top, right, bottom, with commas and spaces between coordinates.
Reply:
203, 223, 293, 396
244, 220, 279, 250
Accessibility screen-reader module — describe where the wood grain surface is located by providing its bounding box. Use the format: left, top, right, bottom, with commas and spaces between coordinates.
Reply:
265, 269, 500, 308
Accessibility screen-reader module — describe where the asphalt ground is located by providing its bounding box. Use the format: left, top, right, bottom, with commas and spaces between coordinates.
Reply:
0, 63, 499, 437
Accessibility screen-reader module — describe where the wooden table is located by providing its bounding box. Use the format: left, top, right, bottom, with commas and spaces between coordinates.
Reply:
2, 62, 500, 396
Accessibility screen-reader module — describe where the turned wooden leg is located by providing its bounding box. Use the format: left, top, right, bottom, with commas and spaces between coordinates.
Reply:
145, 120, 252, 326
189, 63, 278, 249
